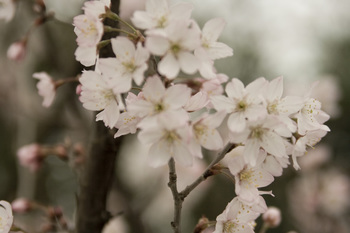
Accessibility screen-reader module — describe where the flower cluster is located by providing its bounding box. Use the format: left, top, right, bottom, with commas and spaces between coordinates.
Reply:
73, 0, 330, 232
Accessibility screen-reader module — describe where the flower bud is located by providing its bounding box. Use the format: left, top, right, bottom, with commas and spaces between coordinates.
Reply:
11, 198, 32, 213
17, 143, 44, 172
7, 40, 27, 61
262, 206, 281, 228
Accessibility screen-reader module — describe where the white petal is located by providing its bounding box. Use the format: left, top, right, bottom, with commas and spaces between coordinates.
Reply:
226, 78, 245, 100
173, 140, 193, 167
243, 139, 260, 166
206, 42, 233, 60
177, 51, 199, 74
261, 132, 287, 158
202, 18, 226, 43
227, 112, 246, 132
158, 53, 180, 79
143, 75, 166, 102
148, 140, 172, 167
145, 36, 170, 56
111, 37, 135, 61
163, 84, 191, 109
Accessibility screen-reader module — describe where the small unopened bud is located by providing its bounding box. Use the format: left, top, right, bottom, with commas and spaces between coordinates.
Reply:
7, 40, 27, 61
194, 216, 210, 233
262, 207, 281, 228
11, 198, 32, 213
17, 143, 44, 172
76, 84, 82, 95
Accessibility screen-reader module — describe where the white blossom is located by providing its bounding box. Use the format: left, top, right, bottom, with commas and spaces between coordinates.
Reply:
79, 70, 121, 128
0, 0, 15, 22
0, 200, 13, 233
98, 36, 150, 92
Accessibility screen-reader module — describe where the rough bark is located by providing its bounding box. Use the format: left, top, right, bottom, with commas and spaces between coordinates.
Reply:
76, 1, 120, 232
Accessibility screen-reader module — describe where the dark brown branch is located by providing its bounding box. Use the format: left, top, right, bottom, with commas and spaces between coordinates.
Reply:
168, 143, 236, 233
76, 121, 122, 233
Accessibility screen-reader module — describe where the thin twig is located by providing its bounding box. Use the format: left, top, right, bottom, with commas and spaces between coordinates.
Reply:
167, 143, 236, 233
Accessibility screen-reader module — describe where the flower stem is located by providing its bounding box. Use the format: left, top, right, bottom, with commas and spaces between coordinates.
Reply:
167, 143, 236, 233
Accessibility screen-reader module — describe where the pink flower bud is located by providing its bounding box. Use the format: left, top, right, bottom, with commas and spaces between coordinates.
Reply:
7, 41, 27, 61
11, 198, 32, 213
16, 143, 43, 172
262, 206, 281, 228
76, 84, 82, 95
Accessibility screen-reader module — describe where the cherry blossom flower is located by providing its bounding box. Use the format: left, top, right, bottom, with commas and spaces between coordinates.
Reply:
127, 75, 191, 122
131, 0, 193, 31
137, 111, 193, 167
213, 197, 263, 233
211, 78, 267, 133
33, 72, 56, 108
145, 20, 201, 79
73, 13, 104, 48
197, 18, 233, 60
98, 36, 150, 92
79, 70, 121, 128
0, 0, 15, 22
263, 76, 304, 134
291, 129, 328, 170
0, 200, 13, 233
230, 116, 289, 166
114, 93, 142, 138
224, 146, 274, 205
296, 97, 330, 135
188, 111, 226, 158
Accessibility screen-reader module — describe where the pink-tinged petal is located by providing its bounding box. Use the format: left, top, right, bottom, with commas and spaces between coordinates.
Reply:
177, 51, 199, 74
225, 78, 245, 100
96, 100, 120, 128
210, 95, 235, 112
75, 46, 97, 67
227, 112, 246, 132
261, 131, 287, 158
148, 140, 172, 167
266, 76, 283, 101
145, 36, 170, 56
202, 18, 226, 43
206, 42, 233, 60
173, 140, 193, 167
243, 139, 260, 166
138, 127, 164, 145
111, 37, 135, 61
131, 11, 156, 30
184, 91, 209, 111
143, 75, 166, 102
163, 84, 191, 108
158, 53, 180, 79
